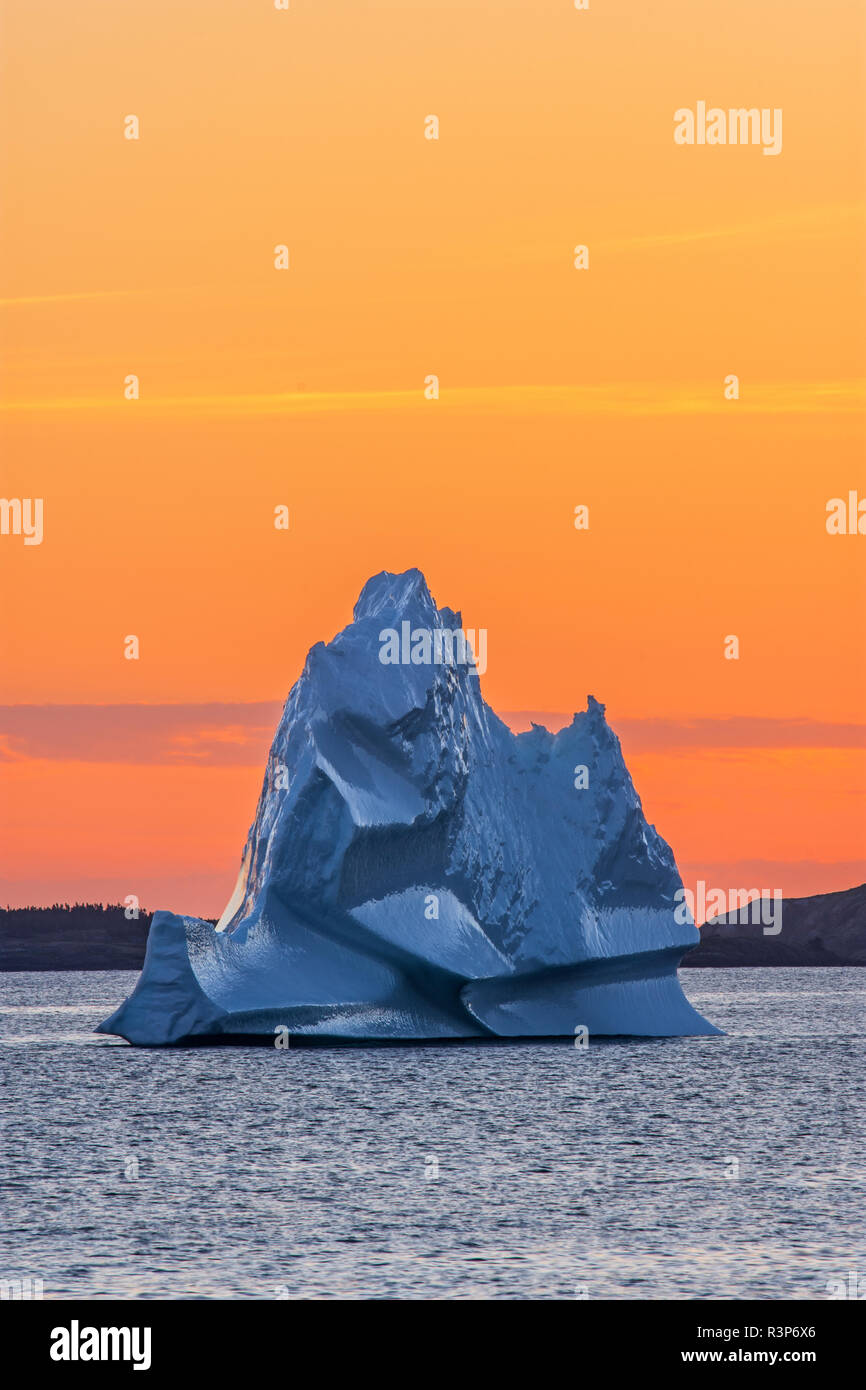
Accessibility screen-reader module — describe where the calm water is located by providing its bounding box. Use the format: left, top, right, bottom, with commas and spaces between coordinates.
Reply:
1, 968, 863, 1300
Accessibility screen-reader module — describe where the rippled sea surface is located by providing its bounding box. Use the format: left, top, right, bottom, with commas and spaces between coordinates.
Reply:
1, 968, 863, 1299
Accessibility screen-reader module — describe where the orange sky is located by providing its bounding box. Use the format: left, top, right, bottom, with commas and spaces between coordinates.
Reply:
1, 0, 864, 915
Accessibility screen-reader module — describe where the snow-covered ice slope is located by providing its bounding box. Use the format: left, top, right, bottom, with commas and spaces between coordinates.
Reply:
98, 569, 718, 1044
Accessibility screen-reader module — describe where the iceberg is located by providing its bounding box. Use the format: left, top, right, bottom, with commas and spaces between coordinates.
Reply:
98, 569, 718, 1045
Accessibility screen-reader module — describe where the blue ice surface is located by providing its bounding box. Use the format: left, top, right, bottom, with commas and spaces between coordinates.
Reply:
98, 569, 719, 1045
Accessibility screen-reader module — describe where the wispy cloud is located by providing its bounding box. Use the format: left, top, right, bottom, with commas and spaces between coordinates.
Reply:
1, 705, 864, 767
0, 703, 282, 767
0, 289, 142, 308
0, 284, 218, 308
678, 861, 866, 900
599, 203, 866, 254
505, 712, 866, 751
2, 381, 863, 416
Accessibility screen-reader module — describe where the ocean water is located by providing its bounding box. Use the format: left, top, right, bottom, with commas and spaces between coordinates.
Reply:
1, 968, 863, 1300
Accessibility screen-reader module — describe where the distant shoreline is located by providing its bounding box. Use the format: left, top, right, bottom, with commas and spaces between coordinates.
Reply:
0, 904, 210, 972
681, 881, 865, 968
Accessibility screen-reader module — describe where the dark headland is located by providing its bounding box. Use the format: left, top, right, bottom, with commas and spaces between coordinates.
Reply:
0, 903, 155, 971
681, 882, 866, 967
